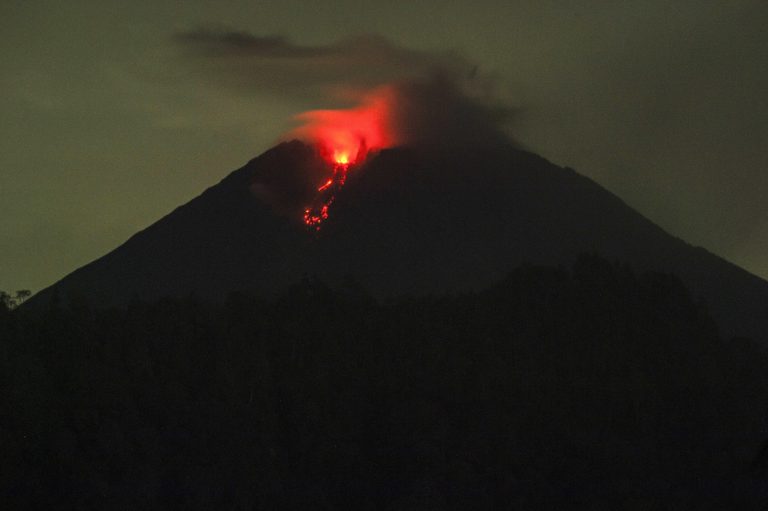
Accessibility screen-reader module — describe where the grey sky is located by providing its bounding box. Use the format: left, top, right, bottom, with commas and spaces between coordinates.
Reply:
2, 0, 767, 293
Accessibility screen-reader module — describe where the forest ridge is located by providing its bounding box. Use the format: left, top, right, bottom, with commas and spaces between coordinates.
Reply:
2, 255, 767, 509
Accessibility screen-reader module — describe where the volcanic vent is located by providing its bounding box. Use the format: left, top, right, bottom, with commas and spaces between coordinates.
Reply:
288, 87, 396, 230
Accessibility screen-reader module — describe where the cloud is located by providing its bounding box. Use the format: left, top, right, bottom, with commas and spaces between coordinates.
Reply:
175, 31, 312, 56
386, 74, 512, 148
173, 28, 520, 223
174, 28, 515, 148
174, 28, 470, 101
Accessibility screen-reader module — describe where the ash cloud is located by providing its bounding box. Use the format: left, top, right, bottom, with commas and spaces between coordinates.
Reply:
174, 28, 467, 95
386, 74, 512, 148
175, 32, 317, 57
174, 28, 514, 148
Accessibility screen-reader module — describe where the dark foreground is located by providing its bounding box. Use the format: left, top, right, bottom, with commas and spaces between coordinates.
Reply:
2, 256, 767, 510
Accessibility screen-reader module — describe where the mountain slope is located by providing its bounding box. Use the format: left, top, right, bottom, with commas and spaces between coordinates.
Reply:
29, 140, 768, 342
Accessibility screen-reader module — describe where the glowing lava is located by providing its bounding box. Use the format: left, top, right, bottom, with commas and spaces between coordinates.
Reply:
303, 154, 351, 231
291, 87, 397, 230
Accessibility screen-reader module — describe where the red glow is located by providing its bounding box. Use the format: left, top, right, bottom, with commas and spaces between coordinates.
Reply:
303, 161, 349, 231
303, 203, 330, 230
292, 87, 395, 165
288, 87, 397, 230
334, 151, 350, 165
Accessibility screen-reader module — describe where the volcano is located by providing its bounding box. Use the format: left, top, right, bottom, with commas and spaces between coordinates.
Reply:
29, 140, 768, 342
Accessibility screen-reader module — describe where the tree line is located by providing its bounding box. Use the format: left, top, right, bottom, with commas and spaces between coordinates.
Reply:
1, 256, 767, 509
0, 289, 30, 311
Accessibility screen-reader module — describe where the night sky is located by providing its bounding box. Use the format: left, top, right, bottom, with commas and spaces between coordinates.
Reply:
2, 0, 767, 294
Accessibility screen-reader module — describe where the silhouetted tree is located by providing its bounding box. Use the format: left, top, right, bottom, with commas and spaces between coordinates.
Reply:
14, 289, 31, 304
0, 289, 31, 310
0, 290, 13, 311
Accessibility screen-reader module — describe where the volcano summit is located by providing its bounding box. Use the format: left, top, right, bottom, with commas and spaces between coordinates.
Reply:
28, 140, 768, 343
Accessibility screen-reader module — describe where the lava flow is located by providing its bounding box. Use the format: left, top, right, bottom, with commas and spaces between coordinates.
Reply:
303, 153, 352, 230
292, 87, 397, 230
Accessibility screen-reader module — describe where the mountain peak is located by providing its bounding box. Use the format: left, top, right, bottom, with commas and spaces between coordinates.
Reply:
27, 141, 768, 343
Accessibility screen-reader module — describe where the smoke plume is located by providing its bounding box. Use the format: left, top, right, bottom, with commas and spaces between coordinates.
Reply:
175, 28, 514, 149
175, 28, 517, 224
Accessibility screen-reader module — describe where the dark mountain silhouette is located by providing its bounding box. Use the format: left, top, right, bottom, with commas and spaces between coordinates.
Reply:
28, 140, 768, 341
8, 141, 768, 509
